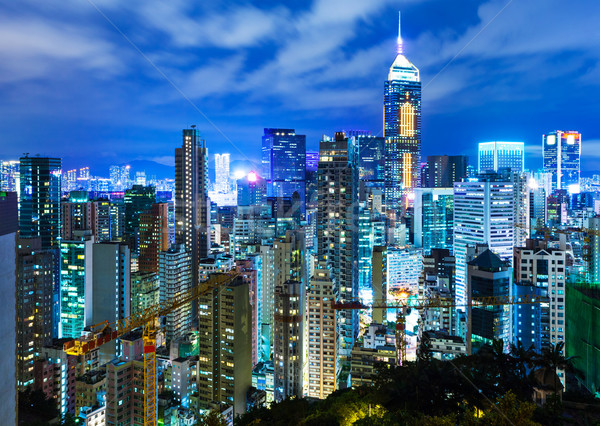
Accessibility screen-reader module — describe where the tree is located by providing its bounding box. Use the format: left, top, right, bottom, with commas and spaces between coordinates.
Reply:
533, 342, 578, 393
199, 409, 227, 426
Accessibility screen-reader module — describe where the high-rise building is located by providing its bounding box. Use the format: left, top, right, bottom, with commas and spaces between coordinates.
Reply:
139, 203, 169, 273
196, 274, 251, 416
421, 155, 468, 188
92, 242, 130, 360
273, 280, 303, 401
0, 191, 17, 424
512, 282, 543, 353
124, 185, 155, 253
59, 232, 94, 339
237, 171, 267, 206
384, 13, 421, 207
262, 128, 306, 209
214, 153, 231, 193
130, 271, 159, 316
0, 160, 20, 194
16, 237, 54, 390
478, 141, 524, 173
453, 174, 514, 307
543, 130, 581, 192
355, 135, 386, 198
467, 249, 512, 353
306, 264, 337, 399
160, 245, 192, 341
19, 156, 62, 250
514, 238, 570, 351
414, 188, 454, 254
175, 127, 211, 279
317, 132, 358, 357
61, 198, 99, 241
97, 198, 112, 242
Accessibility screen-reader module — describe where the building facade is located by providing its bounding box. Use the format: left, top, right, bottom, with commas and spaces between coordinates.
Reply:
543, 130, 581, 192
478, 141, 524, 173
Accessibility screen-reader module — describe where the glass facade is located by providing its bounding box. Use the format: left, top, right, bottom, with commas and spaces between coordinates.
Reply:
383, 26, 421, 208
543, 130, 581, 192
19, 156, 62, 250
60, 238, 92, 339
414, 188, 453, 254
478, 141, 524, 173
262, 128, 306, 210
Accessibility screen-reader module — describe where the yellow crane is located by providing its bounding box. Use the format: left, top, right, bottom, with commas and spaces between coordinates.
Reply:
332, 294, 547, 364
63, 271, 240, 426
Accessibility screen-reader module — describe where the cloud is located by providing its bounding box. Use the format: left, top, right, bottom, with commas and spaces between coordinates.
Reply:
0, 17, 122, 83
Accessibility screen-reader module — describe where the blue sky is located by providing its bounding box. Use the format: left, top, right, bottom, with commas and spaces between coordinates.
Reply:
1, 0, 600, 175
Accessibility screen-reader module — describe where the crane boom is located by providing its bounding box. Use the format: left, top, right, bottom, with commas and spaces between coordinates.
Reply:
63, 271, 240, 356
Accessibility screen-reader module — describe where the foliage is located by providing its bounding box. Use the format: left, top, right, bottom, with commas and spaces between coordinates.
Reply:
198, 409, 228, 426
18, 388, 59, 424
236, 340, 581, 426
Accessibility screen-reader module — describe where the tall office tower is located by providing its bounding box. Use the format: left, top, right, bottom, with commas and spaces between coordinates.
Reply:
543, 130, 581, 192
467, 249, 512, 353
453, 174, 514, 307
507, 171, 529, 247
237, 172, 267, 206
96, 198, 112, 241
16, 237, 54, 390
19, 156, 62, 250
357, 205, 387, 302
92, 242, 130, 360
196, 274, 251, 416
0, 191, 17, 424
384, 13, 421, 207
61, 198, 99, 241
414, 188, 454, 254
478, 141, 525, 173
355, 135, 386, 199
273, 280, 303, 401
175, 127, 211, 279
514, 238, 570, 352
1, 160, 20, 193
306, 264, 337, 399
317, 132, 358, 357
124, 184, 155, 253
139, 203, 169, 273
262, 128, 306, 209
109, 165, 120, 190
528, 186, 547, 230
64, 169, 77, 192
160, 245, 192, 341
109, 199, 125, 241
214, 153, 231, 193
59, 232, 94, 339
421, 155, 468, 188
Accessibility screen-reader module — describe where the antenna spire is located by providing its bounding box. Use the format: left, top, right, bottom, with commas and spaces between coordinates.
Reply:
397, 11, 403, 54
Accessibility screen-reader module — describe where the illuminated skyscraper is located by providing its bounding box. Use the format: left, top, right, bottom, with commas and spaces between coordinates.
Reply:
214, 153, 230, 193
453, 175, 514, 308
19, 156, 62, 250
421, 155, 468, 188
262, 128, 306, 210
543, 130, 581, 192
0, 160, 19, 193
175, 127, 210, 279
384, 12, 421, 207
317, 132, 358, 358
414, 187, 454, 254
478, 141, 524, 173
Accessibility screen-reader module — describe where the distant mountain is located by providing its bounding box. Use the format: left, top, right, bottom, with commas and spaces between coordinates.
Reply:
118, 160, 174, 180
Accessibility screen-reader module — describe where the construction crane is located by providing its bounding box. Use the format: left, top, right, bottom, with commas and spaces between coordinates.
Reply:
332, 294, 547, 364
63, 271, 240, 426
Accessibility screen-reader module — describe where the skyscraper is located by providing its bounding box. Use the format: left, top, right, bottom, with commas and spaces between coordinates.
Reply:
384, 13, 421, 207
306, 264, 337, 399
421, 155, 468, 188
414, 187, 454, 254
0, 160, 20, 193
175, 127, 211, 278
124, 185, 155, 254
453, 174, 514, 307
159, 245, 192, 341
138, 203, 169, 274
262, 128, 306, 209
16, 237, 54, 390
355, 135, 386, 198
317, 132, 358, 358
19, 156, 62, 250
478, 141, 524, 173
214, 153, 230, 193
543, 130, 581, 192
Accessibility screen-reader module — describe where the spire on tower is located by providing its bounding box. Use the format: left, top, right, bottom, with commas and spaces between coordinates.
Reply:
397, 11, 403, 54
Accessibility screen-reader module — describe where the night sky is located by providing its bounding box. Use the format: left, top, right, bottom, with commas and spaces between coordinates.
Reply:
1, 0, 599, 175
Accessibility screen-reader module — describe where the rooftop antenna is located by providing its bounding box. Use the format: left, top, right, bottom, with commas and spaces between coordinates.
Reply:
191, 124, 196, 129
397, 11, 403, 54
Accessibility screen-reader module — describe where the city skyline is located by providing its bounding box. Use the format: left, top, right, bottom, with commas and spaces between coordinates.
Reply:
1, 1, 600, 174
